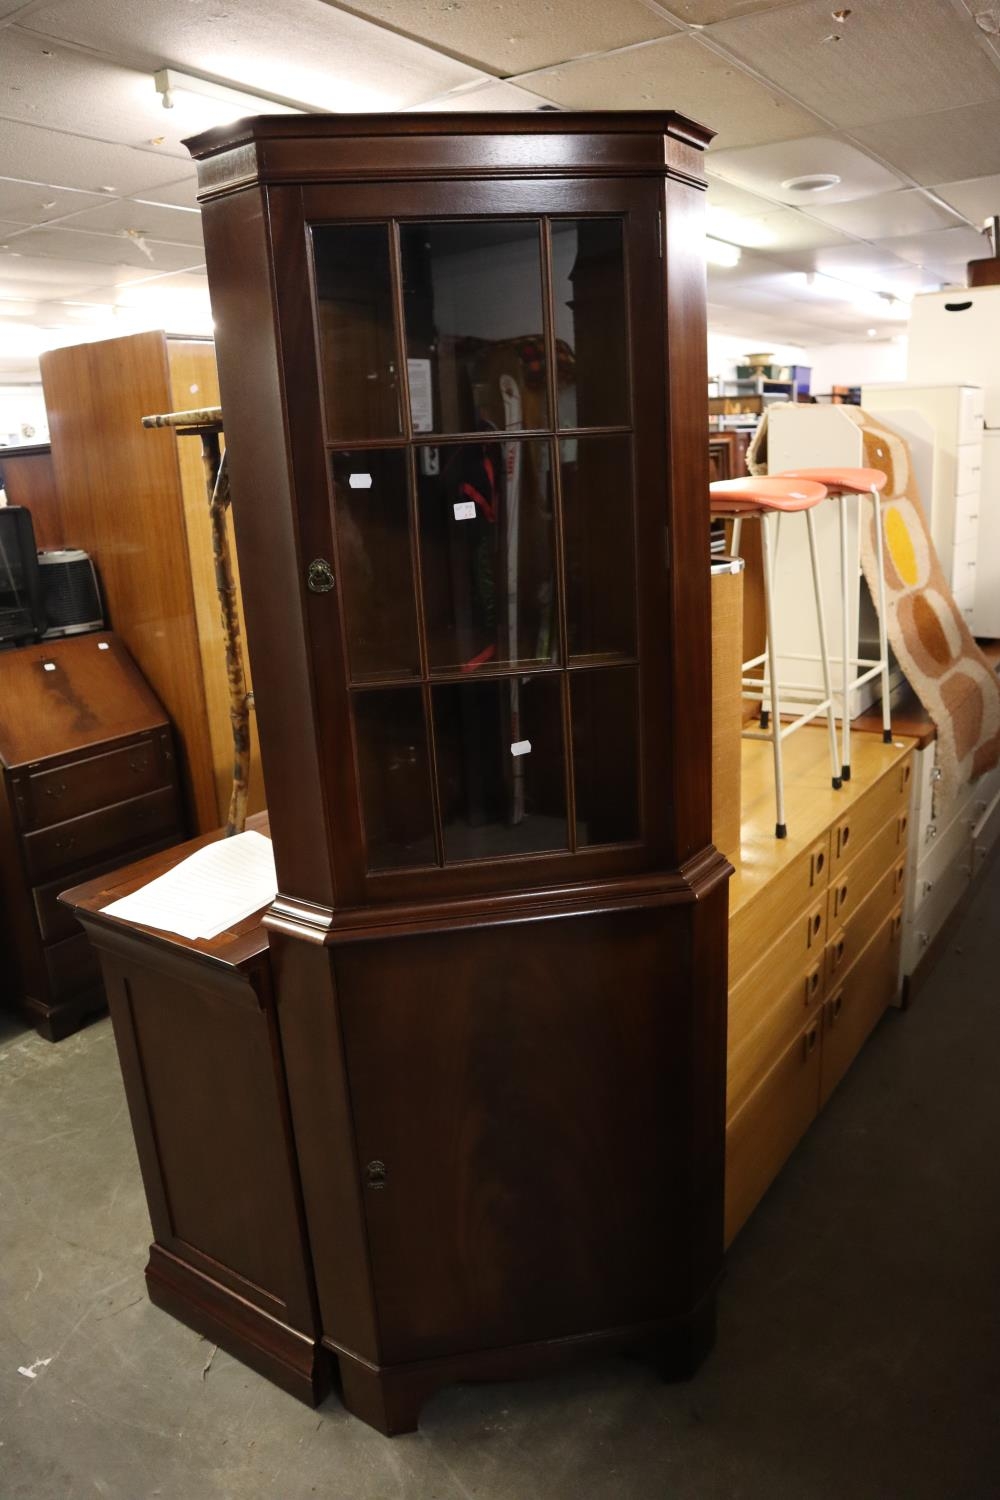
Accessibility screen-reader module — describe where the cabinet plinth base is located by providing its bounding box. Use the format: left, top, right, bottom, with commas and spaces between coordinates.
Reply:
146, 1245, 332, 1408
332, 1296, 717, 1436
16, 984, 106, 1043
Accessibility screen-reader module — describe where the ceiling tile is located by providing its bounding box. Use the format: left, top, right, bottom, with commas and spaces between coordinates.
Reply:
1, 224, 206, 273
773, 241, 939, 293
519, 35, 823, 149
709, 136, 903, 204
707, 0, 1000, 129
53, 198, 204, 247
21, 0, 487, 110
0, 118, 199, 196
706, 177, 787, 214
854, 101, 1000, 185
805, 188, 962, 238
932, 172, 1000, 223
746, 209, 855, 251
321, 0, 678, 75
0, 253, 153, 292
133, 177, 200, 211
664, 0, 803, 22
0, 177, 111, 225
408, 81, 558, 112
0, 32, 190, 159
876, 224, 993, 271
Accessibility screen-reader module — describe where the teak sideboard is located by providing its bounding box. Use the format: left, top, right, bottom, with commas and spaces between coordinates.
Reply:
185, 110, 730, 1435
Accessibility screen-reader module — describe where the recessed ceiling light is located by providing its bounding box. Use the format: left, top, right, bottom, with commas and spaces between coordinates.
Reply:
781, 174, 842, 194
867, 328, 878, 337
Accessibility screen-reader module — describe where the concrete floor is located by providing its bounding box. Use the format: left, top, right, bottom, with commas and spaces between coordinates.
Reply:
2, 857, 999, 1500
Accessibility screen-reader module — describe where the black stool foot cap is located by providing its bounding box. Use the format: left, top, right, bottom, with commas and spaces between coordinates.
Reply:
883, 729, 893, 743
775, 822, 788, 839
842, 765, 852, 781
760, 710, 770, 729
832, 776, 842, 790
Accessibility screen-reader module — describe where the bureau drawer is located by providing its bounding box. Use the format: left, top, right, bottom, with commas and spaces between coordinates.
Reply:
910, 799, 977, 918
730, 832, 831, 984
32, 834, 181, 944
827, 852, 906, 989
827, 809, 908, 927
43, 931, 101, 1001
903, 854, 971, 975
728, 958, 823, 1121
831, 756, 911, 871
958, 388, 985, 445
14, 731, 174, 832
821, 905, 902, 1106
22, 787, 180, 882
725, 1013, 822, 1246
955, 442, 983, 496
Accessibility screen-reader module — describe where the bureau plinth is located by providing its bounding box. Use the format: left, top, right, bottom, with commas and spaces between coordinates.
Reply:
187, 111, 731, 1434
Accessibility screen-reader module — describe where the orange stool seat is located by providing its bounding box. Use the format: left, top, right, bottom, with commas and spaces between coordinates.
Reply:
709, 476, 828, 512
778, 466, 887, 496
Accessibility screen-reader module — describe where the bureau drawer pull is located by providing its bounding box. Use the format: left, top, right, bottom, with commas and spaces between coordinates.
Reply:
829, 993, 843, 1026
902, 763, 911, 787
45, 782, 67, 799
891, 911, 903, 940
833, 937, 845, 964
836, 881, 848, 911
129, 756, 149, 773
922, 879, 933, 896
838, 824, 851, 855
54, 835, 76, 853
807, 968, 821, 1002
925, 822, 936, 842
894, 862, 906, 894
803, 1025, 820, 1059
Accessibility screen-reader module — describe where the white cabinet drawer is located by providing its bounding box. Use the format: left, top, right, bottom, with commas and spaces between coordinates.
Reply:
951, 535, 978, 605
958, 386, 985, 445
953, 485, 981, 547
955, 442, 983, 497
902, 853, 971, 974
910, 801, 977, 918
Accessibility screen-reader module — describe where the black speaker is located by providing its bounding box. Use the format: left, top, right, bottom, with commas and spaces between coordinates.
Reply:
37, 549, 104, 638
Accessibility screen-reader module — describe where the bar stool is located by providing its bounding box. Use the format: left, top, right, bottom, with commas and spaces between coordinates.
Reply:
775, 467, 891, 780
711, 476, 841, 839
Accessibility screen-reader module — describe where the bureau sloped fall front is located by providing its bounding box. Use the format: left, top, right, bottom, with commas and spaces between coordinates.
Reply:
183, 112, 731, 1435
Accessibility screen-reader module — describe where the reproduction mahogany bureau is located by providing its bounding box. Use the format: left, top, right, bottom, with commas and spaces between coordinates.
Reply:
726, 730, 914, 1243
187, 111, 731, 1433
0, 632, 184, 1039
61, 815, 330, 1406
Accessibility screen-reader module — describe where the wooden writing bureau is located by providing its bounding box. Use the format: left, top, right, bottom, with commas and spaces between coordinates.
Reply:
0, 632, 184, 1039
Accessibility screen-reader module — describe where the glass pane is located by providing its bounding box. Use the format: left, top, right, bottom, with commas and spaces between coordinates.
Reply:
313, 224, 401, 441
550, 219, 628, 429
353, 688, 436, 871
433, 677, 567, 861
571, 668, 639, 847
400, 220, 548, 435
332, 450, 419, 681
561, 435, 637, 662
417, 439, 558, 674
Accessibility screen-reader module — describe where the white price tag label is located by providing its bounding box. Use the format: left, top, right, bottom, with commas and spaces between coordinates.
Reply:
43, 662, 56, 672
510, 740, 532, 757
453, 500, 477, 520
349, 472, 373, 490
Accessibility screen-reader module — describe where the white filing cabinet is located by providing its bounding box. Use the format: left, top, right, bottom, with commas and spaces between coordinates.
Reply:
861, 384, 983, 636
907, 287, 1000, 638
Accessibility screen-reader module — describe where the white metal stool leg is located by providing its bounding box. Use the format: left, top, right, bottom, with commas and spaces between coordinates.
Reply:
759, 512, 787, 838
871, 486, 893, 743
805, 508, 843, 790
839, 498, 852, 781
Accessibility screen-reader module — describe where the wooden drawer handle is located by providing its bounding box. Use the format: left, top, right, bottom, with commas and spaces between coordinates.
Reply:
803, 1025, 820, 1059
839, 824, 851, 854
895, 862, 905, 893
807, 968, 821, 1003
129, 756, 150, 773
836, 881, 848, 911
45, 782, 67, 799
54, 835, 76, 853
829, 992, 843, 1026
891, 912, 903, 940
833, 936, 845, 965
898, 813, 908, 839
813, 847, 826, 880
902, 762, 911, 786
809, 909, 823, 942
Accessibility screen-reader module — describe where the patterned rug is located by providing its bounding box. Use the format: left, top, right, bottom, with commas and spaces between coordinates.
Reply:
748, 404, 1000, 804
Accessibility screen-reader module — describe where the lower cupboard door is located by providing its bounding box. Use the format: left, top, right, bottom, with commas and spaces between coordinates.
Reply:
820, 905, 902, 1107
725, 1015, 822, 1247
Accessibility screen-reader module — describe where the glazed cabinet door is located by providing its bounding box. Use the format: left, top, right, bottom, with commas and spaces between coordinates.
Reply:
333, 907, 699, 1364
268, 178, 671, 908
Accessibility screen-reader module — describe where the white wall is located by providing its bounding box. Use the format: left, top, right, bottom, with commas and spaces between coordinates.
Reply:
803, 338, 908, 396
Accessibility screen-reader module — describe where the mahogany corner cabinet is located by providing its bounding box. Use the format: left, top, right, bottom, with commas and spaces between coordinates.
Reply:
187, 111, 730, 1435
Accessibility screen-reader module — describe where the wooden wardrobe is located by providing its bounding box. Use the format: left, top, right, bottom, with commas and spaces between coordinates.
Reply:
39, 331, 263, 832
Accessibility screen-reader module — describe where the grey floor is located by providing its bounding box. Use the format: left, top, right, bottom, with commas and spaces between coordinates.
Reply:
2, 859, 999, 1500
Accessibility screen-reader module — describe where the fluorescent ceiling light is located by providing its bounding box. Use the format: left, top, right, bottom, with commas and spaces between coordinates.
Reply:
706, 237, 742, 268
706, 207, 776, 250
153, 68, 305, 128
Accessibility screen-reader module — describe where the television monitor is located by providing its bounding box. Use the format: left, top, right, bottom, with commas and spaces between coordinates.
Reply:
0, 506, 45, 646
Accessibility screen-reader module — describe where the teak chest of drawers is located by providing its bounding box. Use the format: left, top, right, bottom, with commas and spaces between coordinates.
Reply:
0, 632, 185, 1040
726, 730, 914, 1244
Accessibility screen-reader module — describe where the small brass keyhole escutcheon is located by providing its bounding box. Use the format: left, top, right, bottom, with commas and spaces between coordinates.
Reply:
365, 1160, 387, 1190
307, 558, 336, 594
